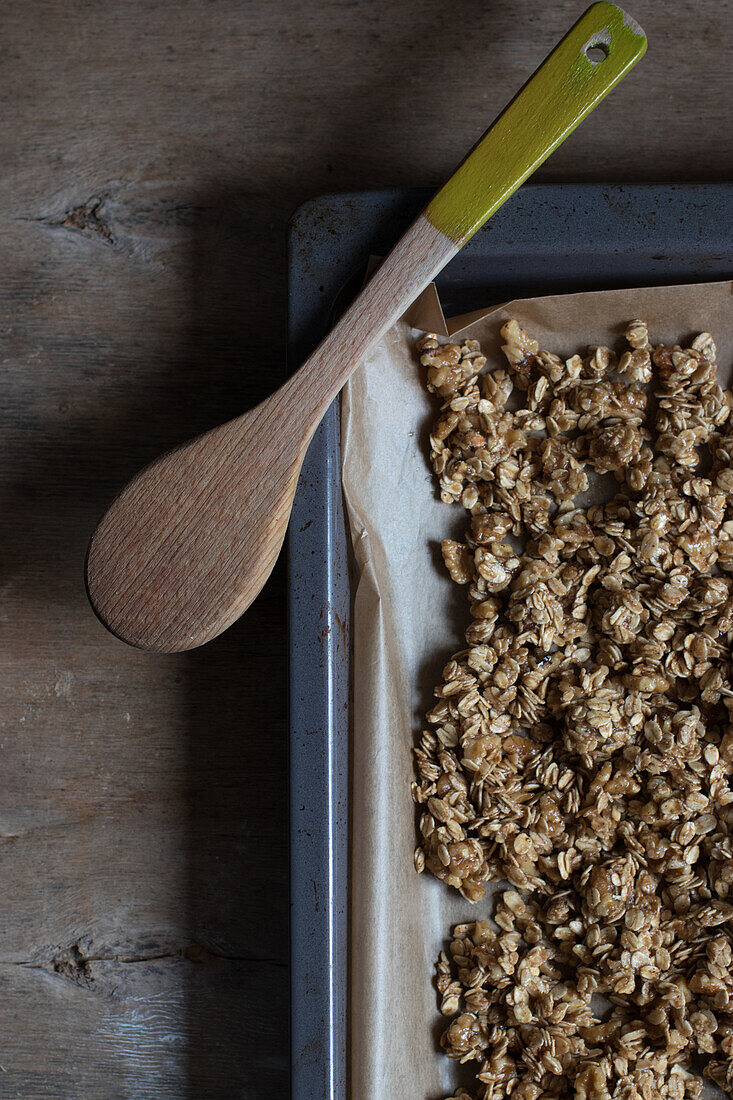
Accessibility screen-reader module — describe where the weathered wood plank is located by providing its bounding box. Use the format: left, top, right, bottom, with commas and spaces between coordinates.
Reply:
0, 957, 286, 1098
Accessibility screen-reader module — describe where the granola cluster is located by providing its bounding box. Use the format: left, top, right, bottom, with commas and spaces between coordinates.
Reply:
413, 321, 733, 1098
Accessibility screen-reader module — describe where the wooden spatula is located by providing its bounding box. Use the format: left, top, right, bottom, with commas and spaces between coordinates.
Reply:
86, 2, 646, 652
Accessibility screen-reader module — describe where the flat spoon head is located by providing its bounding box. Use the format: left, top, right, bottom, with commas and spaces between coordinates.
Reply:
86, 391, 306, 651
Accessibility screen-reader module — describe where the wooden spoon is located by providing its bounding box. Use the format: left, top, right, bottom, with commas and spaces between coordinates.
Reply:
86, 2, 646, 652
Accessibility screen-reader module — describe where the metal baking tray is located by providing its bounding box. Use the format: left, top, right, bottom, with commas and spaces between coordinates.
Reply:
288, 183, 733, 1100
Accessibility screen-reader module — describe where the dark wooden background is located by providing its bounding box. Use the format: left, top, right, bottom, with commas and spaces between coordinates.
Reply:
1, 0, 731, 1095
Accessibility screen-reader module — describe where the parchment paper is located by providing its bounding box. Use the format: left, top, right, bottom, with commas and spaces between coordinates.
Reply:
342, 280, 733, 1100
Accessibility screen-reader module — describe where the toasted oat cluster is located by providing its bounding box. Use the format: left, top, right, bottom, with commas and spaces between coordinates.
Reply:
413, 321, 733, 1097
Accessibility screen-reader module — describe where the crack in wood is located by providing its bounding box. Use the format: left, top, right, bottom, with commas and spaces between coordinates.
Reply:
33, 195, 116, 245
0, 943, 286, 976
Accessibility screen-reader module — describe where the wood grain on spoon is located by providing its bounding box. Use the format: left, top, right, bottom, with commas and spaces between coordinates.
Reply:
86, 2, 646, 652
86, 217, 455, 651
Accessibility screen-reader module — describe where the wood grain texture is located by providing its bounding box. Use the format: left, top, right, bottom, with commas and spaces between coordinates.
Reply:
87, 214, 455, 651
0, 0, 731, 1094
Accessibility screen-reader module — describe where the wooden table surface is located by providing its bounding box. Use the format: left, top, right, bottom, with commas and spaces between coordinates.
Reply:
1, 0, 731, 1095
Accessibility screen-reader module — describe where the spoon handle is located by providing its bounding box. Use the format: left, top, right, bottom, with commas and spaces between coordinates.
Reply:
290, 1, 646, 429
426, 2, 646, 246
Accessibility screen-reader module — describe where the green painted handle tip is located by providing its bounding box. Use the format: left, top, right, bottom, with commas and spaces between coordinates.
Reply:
427, 3, 647, 243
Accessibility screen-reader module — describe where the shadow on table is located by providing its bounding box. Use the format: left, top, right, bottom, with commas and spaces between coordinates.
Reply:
0, 181, 291, 1097
179, 188, 290, 1098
